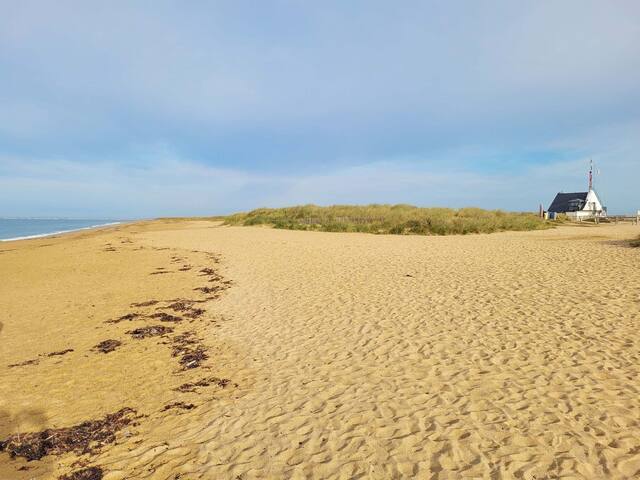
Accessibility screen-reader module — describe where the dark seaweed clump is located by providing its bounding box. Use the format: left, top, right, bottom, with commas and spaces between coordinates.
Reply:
127, 325, 174, 339
59, 466, 103, 480
93, 340, 122, 354
105, 313, 141, 324
165, 301, 193, 312
47, 349, 74, 357
149, 312, 183, 323
161, 402, 195, 411
175, 377, 232, 393
7, 358, 39, 368
171, 332, 208, 369
0, 408, 137, 461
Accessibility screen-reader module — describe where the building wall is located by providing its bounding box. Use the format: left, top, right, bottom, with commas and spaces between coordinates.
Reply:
567, 211, 599, 220
581, 190, 605, 214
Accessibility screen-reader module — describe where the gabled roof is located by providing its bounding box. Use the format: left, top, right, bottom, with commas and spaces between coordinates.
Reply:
548, 192, 588, 213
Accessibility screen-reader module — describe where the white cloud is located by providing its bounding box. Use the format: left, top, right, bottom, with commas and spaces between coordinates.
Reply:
0, 2, 638, 216
2, 120, 638, 218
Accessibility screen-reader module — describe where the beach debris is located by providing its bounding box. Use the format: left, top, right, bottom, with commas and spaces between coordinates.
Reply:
161, 402, 196, 412
149, 312, 183, 323
59, 466, 103, 480
163, 301, 206, 319
175, 377, 233, 393
8, 348, 74, 367
127, 325, 173, 339
92, 340, 122, 354
130, 300, 158, 307
164, 301, 194, 312
194, 286, 221, 295
184, 308, 206, 319
105, 312, 141, 324
0, 408, 137, 461
47, 349, 74, 357
7, 358, 39, 368
171, 332, 208, 369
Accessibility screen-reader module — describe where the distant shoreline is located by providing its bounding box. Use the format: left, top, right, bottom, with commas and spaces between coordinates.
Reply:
0, 221, 122, 242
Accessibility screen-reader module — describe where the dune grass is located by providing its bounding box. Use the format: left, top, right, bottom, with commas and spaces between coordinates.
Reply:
224, 204, 552, 235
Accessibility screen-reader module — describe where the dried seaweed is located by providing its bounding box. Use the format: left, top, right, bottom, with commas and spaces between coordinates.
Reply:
47, 349, 74, 357
163, 301, 205, 320
7, 358, 39, 368
105, 313, 140, 324
184, 308, 205, 319
171, 332, 208, 369
175, 377, 232, 393
149, 312, 183, 323
194, 286, 221, 295
92, 340, 122, 354
164, 301, 193, 312
130, 300, 158, 307
0, 408, 137, 461
127, 325, 173, 339
59, 466, 103, 480
161, 402, 195, 411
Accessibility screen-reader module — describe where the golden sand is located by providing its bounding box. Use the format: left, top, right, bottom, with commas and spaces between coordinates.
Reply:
1, 220, 639, 479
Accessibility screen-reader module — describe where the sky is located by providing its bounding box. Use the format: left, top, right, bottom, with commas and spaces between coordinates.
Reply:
1, 1, 639, 218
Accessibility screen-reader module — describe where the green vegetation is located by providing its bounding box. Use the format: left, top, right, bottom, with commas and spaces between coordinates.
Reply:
157, 216, 227, 222
224, 204, 552, 235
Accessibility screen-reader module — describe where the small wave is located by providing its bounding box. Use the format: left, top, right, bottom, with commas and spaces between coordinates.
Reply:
0, 222, 122, 242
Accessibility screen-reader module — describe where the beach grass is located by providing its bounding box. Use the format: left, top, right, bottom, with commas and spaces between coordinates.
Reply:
224, 204, 552, 235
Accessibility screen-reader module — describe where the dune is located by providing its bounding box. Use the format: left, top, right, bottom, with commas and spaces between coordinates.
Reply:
1, 220, 639, 479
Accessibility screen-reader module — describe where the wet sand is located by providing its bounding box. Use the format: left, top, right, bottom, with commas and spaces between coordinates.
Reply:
1, 220, 639, 479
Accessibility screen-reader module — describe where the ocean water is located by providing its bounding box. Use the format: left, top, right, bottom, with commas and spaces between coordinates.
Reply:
0, 218, 122, 241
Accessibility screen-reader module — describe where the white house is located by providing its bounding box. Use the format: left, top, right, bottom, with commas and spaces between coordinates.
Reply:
548, 189, 606, 219
548, 161, 607, 220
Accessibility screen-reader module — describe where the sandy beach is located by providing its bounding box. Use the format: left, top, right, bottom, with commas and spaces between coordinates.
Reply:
1, 220, 639, 479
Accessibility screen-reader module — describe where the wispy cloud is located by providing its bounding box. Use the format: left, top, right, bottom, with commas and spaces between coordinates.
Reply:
2, 119, 637, 217
0, 1, 638, 215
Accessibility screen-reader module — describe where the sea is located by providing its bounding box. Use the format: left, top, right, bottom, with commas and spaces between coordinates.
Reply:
0, 218, 123, 242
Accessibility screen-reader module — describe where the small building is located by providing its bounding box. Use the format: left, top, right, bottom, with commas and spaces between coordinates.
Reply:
548, 190, 606, 219
547, 160, 607, 220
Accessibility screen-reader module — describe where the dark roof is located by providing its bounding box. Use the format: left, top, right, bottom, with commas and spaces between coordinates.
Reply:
548, 192, 588, 213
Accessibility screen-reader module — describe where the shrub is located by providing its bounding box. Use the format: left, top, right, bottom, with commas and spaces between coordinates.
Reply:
224, 204, 552, 236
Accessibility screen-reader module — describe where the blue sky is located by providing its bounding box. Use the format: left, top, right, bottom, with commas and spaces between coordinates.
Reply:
1, 1, 639, 217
